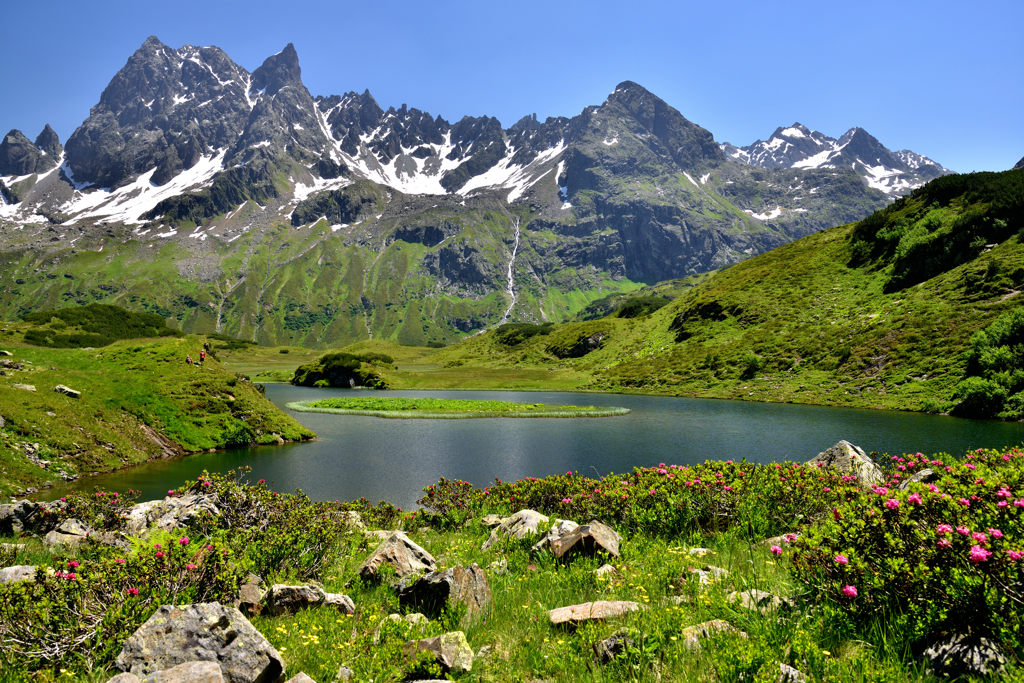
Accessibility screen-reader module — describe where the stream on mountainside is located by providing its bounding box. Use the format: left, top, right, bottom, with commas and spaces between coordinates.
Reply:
45, 385, 1024, 509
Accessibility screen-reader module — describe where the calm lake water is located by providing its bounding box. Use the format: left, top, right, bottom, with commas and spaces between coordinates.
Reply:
50, 385, 1024, 509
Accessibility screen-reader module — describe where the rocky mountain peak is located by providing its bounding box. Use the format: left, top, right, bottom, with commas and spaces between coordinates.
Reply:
1015, 156, 1024, 170
251, 43, 302, 95
0, 128, 59, 175
34, 124, 62, 157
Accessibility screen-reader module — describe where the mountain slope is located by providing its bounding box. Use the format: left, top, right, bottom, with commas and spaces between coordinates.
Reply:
0, 38, 945, 346
428, 169, 1024, 413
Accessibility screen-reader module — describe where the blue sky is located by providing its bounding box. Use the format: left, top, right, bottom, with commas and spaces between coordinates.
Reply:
1, 0, 1020, 173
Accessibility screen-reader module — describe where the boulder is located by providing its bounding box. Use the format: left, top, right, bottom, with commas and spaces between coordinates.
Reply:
593, 564, 620, 580
923, 631, 1007, 678
286, 674, 317, 683
805, 440, 882, 489
13, 383, 36, 392
263, 584, 326, 616
398, 564, 491, 618
550, 520, 621, 560
593, 628, 637, 663
680, 619, 746, 650
897, 468, 939, 490
357, 531, 436, 581
124, 495, 221, 536
114, 603, 285, 683
106, 661, 225, 682
480, 514, 503, 528
335, 666, 354, 681
726, 589, 794, 613
236, 575, 265, 616
777, 662, 808, 683
481, 510, 549, 550
548, 600, 640, 626
403, 631, 473, 675
325, 593, 355, 614
53, 384, 81, 399
0, 565, 36, 584
44, 518, 93, 548
0, 499, 45, 534
530, 519, 578, 554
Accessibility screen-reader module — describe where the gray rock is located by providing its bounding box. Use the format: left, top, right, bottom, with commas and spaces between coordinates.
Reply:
338, 511, 365, 531
324, 593, 355, 614
805, 440, 882, 488
550, 520, 621, 560
726, 589, 794, 613
530, 519, 579, 554
593, 628, 637, 663
53, 384, 81, 399
923, 631, 1007, 678
0, 565, 36, 584
548, 600, 640, 626
357, 531, 436, 581
124, 495, 221, 536
106, 674, 141, 683
372, 612, 429, 645
593, 563, 620, 580
335, 666, 354, 682
398, 564, 491, 618
0, 499, 44, 534
114, 603, 285, 683
44, 518, 93, 548
897, 468, 939, 490
680, 619, 746, 650
403, 631, 473, 674
235, 575, 265, 616
136, 661, 225, 682
0, 349, 11, 356
480, 514, 503, 527
263, 584, 326, 616
481, 509, 549, 550
285, 674, 317, 683
0, 542, 26, 552
13, 383, 36, 392
776, 662, 807, 683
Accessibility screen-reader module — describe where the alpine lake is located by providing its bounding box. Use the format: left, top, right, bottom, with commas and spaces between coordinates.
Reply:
50, 385, 1024, 509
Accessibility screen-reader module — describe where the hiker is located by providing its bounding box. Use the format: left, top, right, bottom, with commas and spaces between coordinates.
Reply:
199, 349, 206, 364
186, 355, 193, 365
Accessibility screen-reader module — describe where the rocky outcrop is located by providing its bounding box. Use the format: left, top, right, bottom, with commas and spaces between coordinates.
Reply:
262, 584, 326, 616
530, 519, 578, 554
124, 495, 221, 536
107, 660, 224, 682
357, 531, 436, 581
0, 565, 37, 584
805, 440, 883, 489
923, 632, 1007, 678
114, 603, 285, 683
0, 128, 60, 176
44, 518, 93, 548
398, 564, 491, 618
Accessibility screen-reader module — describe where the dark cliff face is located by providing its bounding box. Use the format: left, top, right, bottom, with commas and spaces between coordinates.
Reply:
1015, 156, 1024, 170
0, 126, 61, 176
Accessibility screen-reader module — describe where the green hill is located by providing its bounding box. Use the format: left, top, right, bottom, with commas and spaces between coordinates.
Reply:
0, 314, 315, 496
429, 169, 1024, 415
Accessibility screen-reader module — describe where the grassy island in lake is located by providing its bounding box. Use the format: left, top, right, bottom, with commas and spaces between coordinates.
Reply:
286, 396, 629, 418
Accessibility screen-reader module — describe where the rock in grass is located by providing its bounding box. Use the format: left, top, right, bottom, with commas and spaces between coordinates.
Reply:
679, 619, 746, 650
325, 593, 355, 614
404, 631, 474, 674
897, 468, 939, 489
0, 565, 36, 584
235, 575, 265, 616
263, 584, 326, 616
53, 384, 81, 398
397, 564, 491, 618
286, 673, 317, 683
923, 631, 1007, 678
593, 628, 637, 663
550, 520, 621, 560
358, 531, 436, 581
114, 603, 284, 683
44, 518, 93, 548
13, 383, 35, 392
726, 589, 794, 613
686, 564, 729, 585
105, 660, 225, 682
548, 600, 640, 626
593, 563, 620, 580
124, 495, 221, 536
530, 519, 578, 554
805, 440, 882, 488
481, 510, 549, 550
481, 514, 503, 527
777, 662, 808, 682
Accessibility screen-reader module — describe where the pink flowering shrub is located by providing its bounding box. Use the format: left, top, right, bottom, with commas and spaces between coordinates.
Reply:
419, 460, 845, 538
790, 446, 1024, 648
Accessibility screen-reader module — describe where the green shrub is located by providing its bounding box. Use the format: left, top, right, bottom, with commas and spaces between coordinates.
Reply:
494, 322, 553, 346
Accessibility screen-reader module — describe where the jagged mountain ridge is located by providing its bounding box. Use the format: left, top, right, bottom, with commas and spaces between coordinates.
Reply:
0, 37, 947, 346
721, 122, 949, 195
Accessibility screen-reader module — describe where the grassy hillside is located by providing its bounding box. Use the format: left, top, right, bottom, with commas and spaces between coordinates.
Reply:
389, 169, 1024, 414
0, 324, 315, 496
